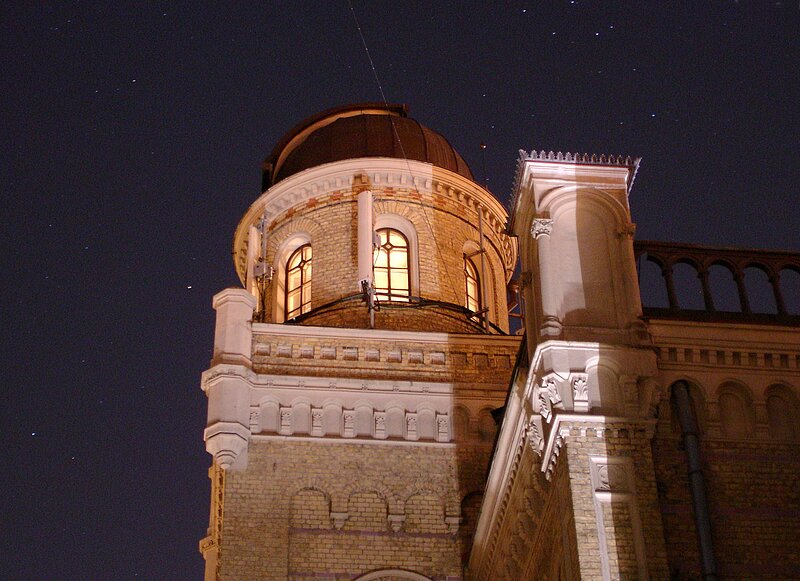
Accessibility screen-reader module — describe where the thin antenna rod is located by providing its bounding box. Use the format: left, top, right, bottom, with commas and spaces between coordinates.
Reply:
347, 0, 390, 107
347, 0, 462, 304
480, 142, 488, 188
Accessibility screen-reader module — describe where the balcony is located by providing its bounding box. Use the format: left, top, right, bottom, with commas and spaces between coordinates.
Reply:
634, 241, 800, 325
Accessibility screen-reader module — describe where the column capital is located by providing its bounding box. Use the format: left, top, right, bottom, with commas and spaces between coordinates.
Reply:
531, 218, 553, 239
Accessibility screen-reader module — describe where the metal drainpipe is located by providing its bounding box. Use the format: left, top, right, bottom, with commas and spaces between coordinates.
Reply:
672, 380, 718, 580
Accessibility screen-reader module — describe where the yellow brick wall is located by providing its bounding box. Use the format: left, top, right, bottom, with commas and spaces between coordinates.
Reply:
562, 424, 669, 580
261, 187, 512, 333
653, 435, 800, 579
216, 440, 496, 580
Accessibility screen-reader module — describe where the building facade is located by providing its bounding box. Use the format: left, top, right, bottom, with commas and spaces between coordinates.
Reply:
200, 104, 800, 580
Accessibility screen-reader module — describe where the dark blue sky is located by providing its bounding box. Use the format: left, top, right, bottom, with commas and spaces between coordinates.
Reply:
2, 2, 798, 578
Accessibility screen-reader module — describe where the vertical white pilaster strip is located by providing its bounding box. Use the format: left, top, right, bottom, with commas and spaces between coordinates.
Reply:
357, 189, 374, 290
246, 225, 260, 296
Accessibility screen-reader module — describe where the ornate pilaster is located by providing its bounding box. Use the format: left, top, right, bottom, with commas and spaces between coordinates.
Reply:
531, 218, 562, 337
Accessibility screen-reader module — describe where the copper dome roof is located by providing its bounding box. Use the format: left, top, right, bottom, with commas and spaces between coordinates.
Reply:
262, 103, 474, 188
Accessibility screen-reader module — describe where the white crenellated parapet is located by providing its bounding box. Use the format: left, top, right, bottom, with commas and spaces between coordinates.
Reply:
212, 288, 256, 366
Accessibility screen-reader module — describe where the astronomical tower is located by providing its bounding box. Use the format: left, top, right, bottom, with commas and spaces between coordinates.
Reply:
199, 104, 520, 579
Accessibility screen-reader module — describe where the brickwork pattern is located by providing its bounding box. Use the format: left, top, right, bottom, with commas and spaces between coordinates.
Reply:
259, 186, 512, 332
299, 305, 483, 334
251, 330, 519, 386
404, 494, 447, 534
476, 446, 577, 580
290, 489, 330, 530
653, 434, 800, 579
216, 439, 494, 580
602, 501, 638, 578
562, 423, 669, 580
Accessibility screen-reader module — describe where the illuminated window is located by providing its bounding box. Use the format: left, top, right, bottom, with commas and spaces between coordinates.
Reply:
285, 244, 312, 319
374, 228, 410, 302
465, 257, 482, 313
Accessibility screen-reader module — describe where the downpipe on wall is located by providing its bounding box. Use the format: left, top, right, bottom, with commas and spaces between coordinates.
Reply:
672, 380, 718, 581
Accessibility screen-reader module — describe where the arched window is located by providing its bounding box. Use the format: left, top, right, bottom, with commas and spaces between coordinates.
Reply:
285, 244, 312, 319
374, 228, 410, 302
465, 257, 482, 313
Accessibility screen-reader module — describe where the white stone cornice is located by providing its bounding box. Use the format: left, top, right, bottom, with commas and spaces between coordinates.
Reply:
232, 157, 517, 283
249, 433, 477, 448
647, 319, 800, 352
201, 363, 251, 393
207, 365, 481, 396
252, 321, 522, 347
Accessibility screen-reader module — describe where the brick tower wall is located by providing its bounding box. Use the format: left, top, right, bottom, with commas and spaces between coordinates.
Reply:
217, 440, 495, 580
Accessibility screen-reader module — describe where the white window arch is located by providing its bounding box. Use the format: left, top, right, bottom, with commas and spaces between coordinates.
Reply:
273, 232, 312, 323
373, 214, 419, 299
285, 244, 312, 319
374, 228, 410, 302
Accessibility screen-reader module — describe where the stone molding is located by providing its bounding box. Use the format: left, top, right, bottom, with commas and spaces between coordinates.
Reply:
589, 455, 649, 580
202, 363, 504, 445
539, 415, 657, 481
531, 218, 553, 239
471, 340, 662, 574
252, 321, 522, 345
523, 341, 662, 424
233, 157, 517, 283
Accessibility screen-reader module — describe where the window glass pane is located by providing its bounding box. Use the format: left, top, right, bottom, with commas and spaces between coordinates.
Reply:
285, 244, 311, 318
394, 273, 409, 290
390, 249, 407, 268
374, 248, 388, 267
465, 257, 481, 312
374, 229, 412, 302
389, 231, 407, 247
288, 269, 301, 289
287, 290, 301, 313
374, 269, 389, 289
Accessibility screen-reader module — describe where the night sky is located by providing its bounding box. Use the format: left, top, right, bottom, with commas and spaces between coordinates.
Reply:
3, 2, 798, 578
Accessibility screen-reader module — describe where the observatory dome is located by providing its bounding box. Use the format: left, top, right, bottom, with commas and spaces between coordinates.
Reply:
262, 103, 474, 188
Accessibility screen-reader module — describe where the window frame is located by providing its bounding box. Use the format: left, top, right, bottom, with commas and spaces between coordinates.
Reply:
284, 243, 312, 319
464, 255, 482, 314
273, 233, 312, 323
374, 227, 411, 302
373, 214, 419, 300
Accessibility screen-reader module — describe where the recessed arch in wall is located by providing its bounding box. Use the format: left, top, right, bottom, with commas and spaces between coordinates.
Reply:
716, 381, 754, 439
374, 213, 420, 298
765, 383, 799, 441
668, 379, 707, 435
462, 238, 497, 324
707, 262, 741, 312
272, 231, 312, 323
